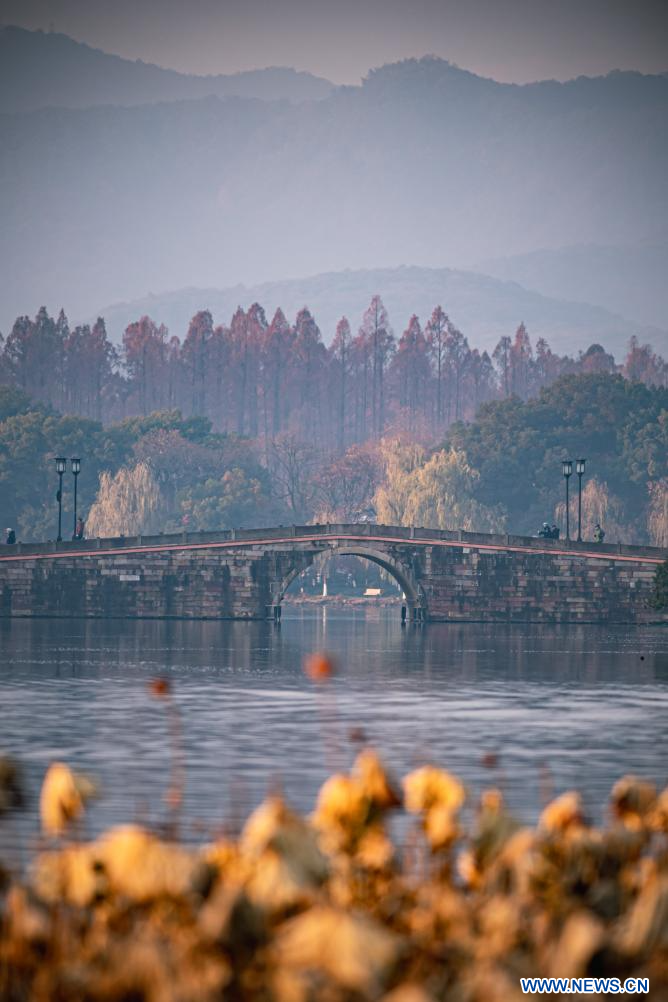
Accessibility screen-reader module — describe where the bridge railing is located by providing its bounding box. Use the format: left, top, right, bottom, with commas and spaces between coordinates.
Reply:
2, 524, 666, 561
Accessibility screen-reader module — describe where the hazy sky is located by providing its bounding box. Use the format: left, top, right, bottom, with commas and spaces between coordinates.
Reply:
1, 0, 667, 83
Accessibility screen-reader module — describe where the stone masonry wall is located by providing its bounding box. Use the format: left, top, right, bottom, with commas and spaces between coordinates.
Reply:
0, 531, 664, 624
419, 545, 662, 623
0, 547, 310, 620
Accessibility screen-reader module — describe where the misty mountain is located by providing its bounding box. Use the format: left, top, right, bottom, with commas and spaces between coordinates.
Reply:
95, 266, 660, 359
1, 50, 666, 347
472, 243, 668, 332
0, 26, 335, 112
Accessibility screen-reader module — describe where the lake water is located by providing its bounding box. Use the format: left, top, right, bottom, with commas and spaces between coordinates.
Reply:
1, 610, 667, 857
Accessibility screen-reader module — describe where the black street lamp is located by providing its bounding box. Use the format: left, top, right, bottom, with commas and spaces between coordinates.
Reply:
562, 459, 573, 541
576, 458, 586, 542
55, 457, 67, 541
71, 457, 81, 538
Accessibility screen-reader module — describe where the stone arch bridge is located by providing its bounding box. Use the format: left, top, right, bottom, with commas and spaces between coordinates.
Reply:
0, 523, 665, 624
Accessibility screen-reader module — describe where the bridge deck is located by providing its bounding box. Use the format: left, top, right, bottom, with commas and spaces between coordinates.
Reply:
0, 524, 664, 565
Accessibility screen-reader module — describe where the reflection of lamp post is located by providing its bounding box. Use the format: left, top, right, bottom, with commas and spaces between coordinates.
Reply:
55, 457, 67, 541
576, 458, 586, 542
562, 459, 573, 541
71, 457, 81, 539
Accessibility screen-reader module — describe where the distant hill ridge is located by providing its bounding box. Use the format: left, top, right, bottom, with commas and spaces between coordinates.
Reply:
1, 30, 667, 345
0, 25, 336, 111
473, 243, 668, 332
93, 265, 665, 359
3, 27, 667, 115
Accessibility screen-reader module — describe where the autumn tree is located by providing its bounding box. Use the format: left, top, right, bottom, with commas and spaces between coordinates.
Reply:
359, 296, 394, 438
3, 300, 668, 464
579, 343, 616, 375
330, 316, 352, 452
206, 323, 229, 431
373, 439, 428, 524
426, 305, 448, 424
181, 310, 214, 418
3, 307, 65, 410
554, 477, 629, 543
63, 318, 116, 420
623, 336, 667, 387
229, 307, 250, 435
316, 444, 381, 521
246, 302, 267, 438
268, 433, 319, 522
443, 321, 470, 421
85, 461, 164, 537
265, 308, 293, 438
492, 335, 512, 399
532, 338, 552, 389
647, 480, 668, 547
375, 442, 505, 532
390, 316, 430, 432
510, 323, 533, 399
292, 308, 326, 442
123, 316, 170, 415
467, 349, 496, 414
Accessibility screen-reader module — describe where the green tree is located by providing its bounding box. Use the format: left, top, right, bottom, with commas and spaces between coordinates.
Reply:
177, 468, 269, 530
447, 373, 668, 540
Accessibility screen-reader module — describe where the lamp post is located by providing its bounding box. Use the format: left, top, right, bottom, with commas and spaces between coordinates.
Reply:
55, 457, 67, 541
562, 459, 573, 541
71, 457, 81, 538
576, 458, 586, 542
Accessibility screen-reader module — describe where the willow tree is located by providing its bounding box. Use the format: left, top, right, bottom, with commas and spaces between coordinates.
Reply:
376, 445, 505, 532
85, 461, 163, 538
647, 480, 668, 547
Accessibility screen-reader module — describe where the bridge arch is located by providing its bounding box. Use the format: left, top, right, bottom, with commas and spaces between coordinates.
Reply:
273, 542, 427, 618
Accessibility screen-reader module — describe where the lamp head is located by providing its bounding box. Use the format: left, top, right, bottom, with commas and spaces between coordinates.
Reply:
71, 457, 81, 475
562, 459, 573, 478
576, 458, 586, 476
55, 457, 67, 475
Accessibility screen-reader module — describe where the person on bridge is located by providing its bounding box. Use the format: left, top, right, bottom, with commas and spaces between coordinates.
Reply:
550, 524, 560, 539
593, 523, 606, 543
5, 527, 16, 545
538, 522, 551, 538
73, 517, 85, 541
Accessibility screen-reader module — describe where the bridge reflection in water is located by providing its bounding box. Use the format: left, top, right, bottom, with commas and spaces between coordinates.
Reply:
0, 523, 665, 624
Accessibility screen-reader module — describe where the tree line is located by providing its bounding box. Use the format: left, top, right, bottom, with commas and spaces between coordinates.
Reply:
2, 300, 665, 450
0, 370, 665, 547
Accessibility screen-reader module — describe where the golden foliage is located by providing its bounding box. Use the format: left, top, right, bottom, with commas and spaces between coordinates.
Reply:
33, 824, 197, 906
85, 460, 164, 537
611, 776, 657, 831
312, 750, 400, 861
39, 761, 97, 837
4, 756, 668, 1001
647, 479, 668, 547
555, 477, 631, 543
240, 796, 329, 913
403, 765, 466, 853
375, 442, 506, 533
403, 765, 465, 815
274, 906, 403, 995
538, 791, 584, 835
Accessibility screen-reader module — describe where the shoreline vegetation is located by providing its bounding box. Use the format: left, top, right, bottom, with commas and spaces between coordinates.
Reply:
1, 666, 666, 1001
